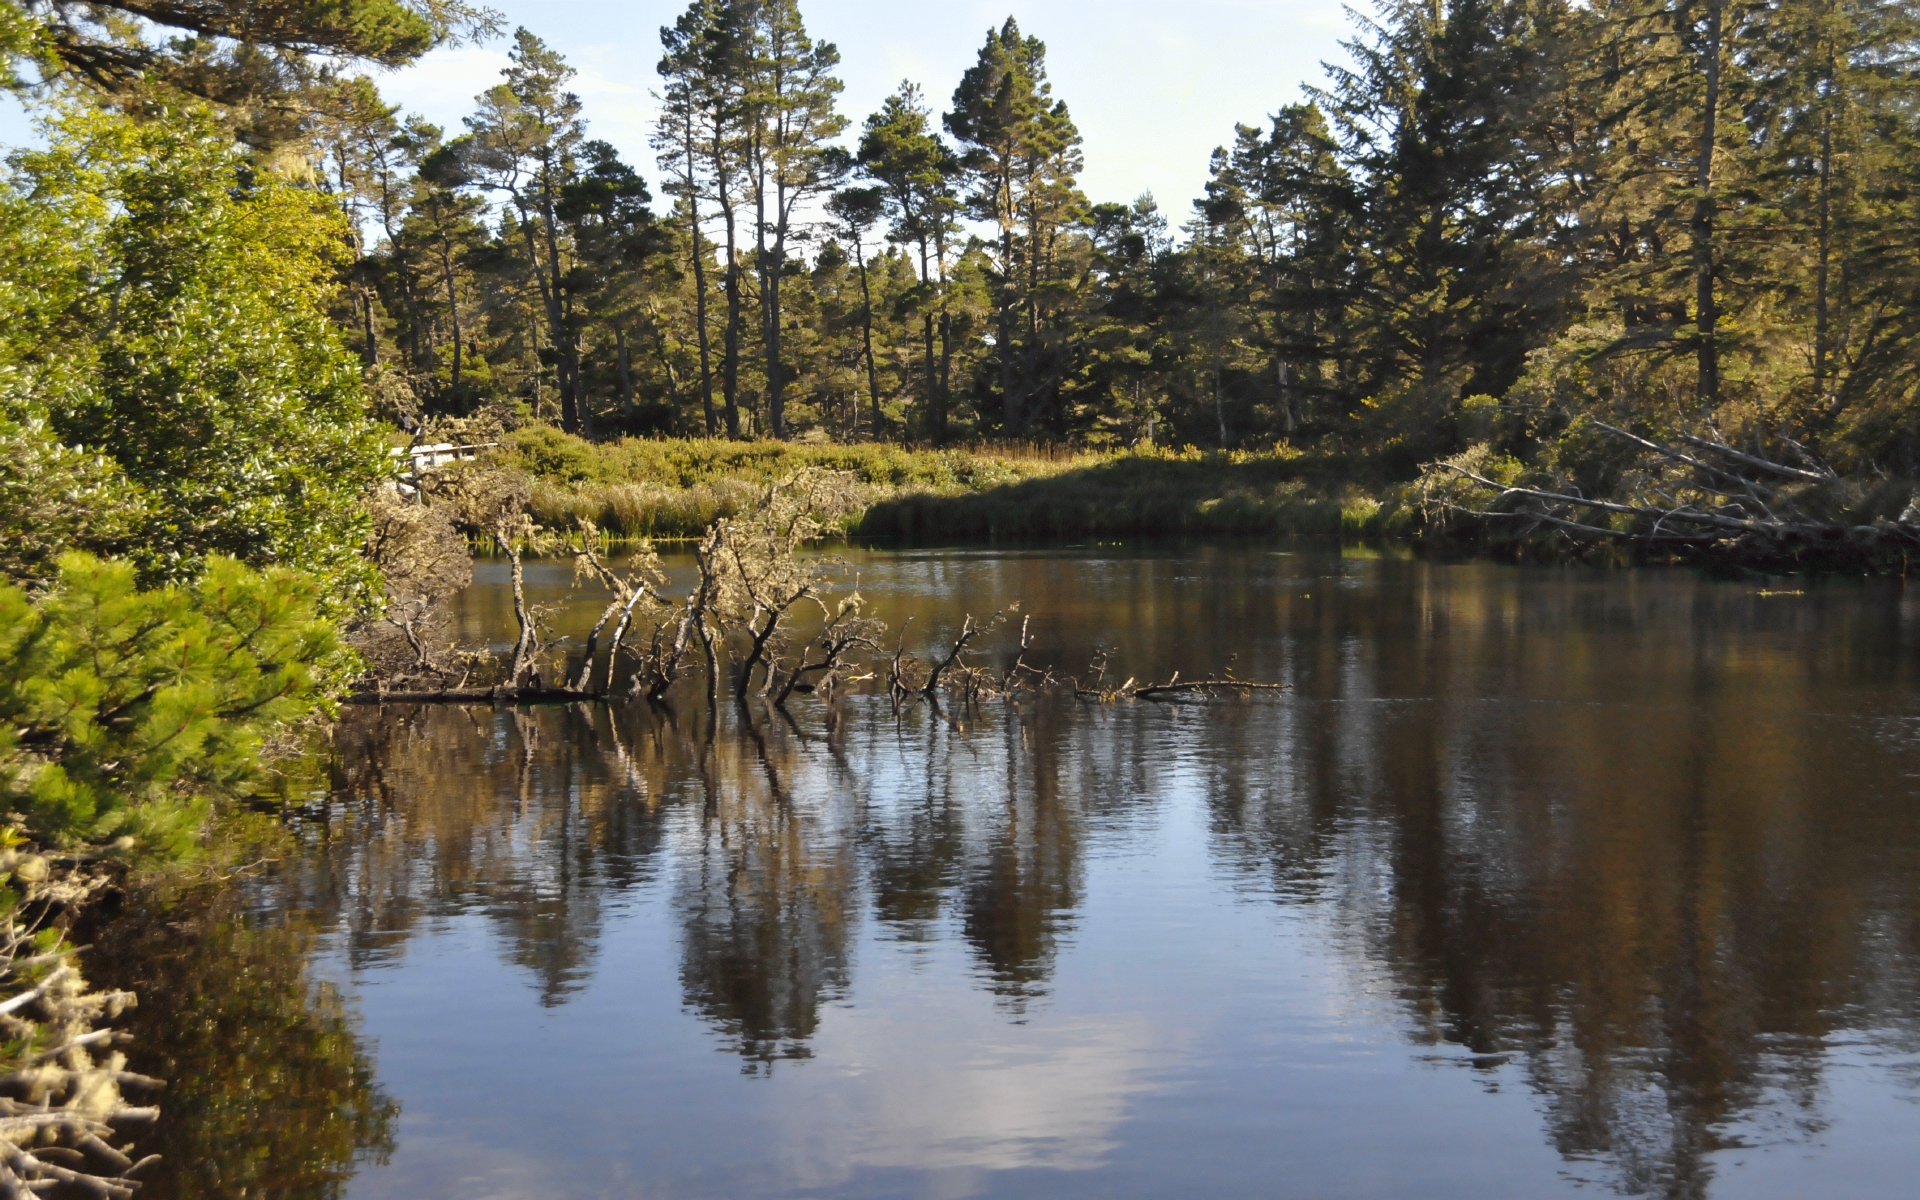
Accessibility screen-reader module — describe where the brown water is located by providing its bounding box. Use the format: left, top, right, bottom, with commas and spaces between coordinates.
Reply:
92, 547, 1920, 1199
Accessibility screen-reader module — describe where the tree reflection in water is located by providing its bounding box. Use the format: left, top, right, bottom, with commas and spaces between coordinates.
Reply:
674, 710, 857, 1070
85, 556, 1920, 1199
290, 703, 679, 1005
1204, 566, 1920, 1198
82, 887, 398, 1200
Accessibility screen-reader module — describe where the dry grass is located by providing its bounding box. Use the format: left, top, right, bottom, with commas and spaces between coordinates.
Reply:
497, 429, 1395, 542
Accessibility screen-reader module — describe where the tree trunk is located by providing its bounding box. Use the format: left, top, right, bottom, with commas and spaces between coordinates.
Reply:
1815, 100, 1833, 398
615, 324, 635, 413
1691, 0, 1724, 408
440, 242, 463, 400
514, 198, 577, 432
999, 228, 1020, 432
714, 139, 744, 439
935, 225, 953, 444
917, 242, 936, 442
684, 150, 718, 436
1213, 341, 1228, 448
500, 534, 537, 687
855, 236, 882, 438
360, 288, 378, 367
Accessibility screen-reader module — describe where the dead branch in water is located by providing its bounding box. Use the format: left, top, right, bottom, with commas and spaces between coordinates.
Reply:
570, 519, 665, 694
345, 686, 601, 705
771, 592, 885, 708
922, 607, 1012, 699
708, 472, 863, 703
885, 618, 922, 705
354, 466, 1290, 710
1071, 651, 1288, 703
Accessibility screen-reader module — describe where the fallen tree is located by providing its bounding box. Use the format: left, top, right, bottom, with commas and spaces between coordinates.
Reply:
1420, 420, 1920, 567
352, 465, 1289, 710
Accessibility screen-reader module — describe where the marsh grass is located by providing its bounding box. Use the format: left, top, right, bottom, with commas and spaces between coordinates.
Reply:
500, 428, 1397, 543
861, 448, 1401, 542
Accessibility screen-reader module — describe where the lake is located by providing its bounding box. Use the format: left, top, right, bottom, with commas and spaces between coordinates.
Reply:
92, 546, 1920, 1199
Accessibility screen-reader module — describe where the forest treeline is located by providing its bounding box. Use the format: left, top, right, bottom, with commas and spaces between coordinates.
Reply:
267, 0, 1920, 482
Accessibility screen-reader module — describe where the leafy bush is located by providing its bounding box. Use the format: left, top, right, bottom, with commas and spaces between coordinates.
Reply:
0, 103, 388, 601
0, 554, 342, 860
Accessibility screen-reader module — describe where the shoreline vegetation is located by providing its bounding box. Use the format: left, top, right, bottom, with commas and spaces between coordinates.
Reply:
496, 427, 1392, 543
491, 427, 1920, 572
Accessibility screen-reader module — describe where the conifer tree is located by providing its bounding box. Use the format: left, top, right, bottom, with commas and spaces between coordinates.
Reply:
946, 18, 1087, 433
860, 83, 962, 441
462, 29, 593, 434
739, 0, 847, 439
1314, 0, 1575, 457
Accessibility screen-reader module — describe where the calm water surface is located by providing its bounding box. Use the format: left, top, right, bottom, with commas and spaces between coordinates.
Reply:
94, 547, 1920, 1199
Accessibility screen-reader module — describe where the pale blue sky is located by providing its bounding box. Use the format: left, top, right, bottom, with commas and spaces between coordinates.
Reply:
4, 1, 1352, 217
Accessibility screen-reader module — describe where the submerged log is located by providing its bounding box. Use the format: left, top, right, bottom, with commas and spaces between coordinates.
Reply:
1070, 652, 1288, 703
346, 686, 604, 705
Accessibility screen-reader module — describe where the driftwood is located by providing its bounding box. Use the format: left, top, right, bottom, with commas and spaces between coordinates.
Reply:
1072, 652, 1289, 703
769, 593, 884, 707
922, 609, 1003, 698
1426, 421, 1920, 558
569, 520, 663, 695
346, 687, 602, 705
709, 473, 861, 702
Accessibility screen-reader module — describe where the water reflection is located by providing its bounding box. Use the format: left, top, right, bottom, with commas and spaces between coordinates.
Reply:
97, 552, 1920, 1197
83, 886, 398, 1199
1205, 561, 1920, 1197
297, 704, 674, 1004
676, 712, 857, 1069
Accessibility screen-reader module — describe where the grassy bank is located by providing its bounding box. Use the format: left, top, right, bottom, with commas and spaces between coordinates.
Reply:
496, 428, 1395, 542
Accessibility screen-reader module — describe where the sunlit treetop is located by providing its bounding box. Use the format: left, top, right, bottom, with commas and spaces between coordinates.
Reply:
2, 1, 499, 93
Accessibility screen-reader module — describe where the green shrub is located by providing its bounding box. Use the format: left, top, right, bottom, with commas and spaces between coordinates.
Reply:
0, 103, 388, 602
0, 554, 342, 860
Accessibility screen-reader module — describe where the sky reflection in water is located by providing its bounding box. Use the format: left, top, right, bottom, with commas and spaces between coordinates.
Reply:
124, 548, 1920, 1198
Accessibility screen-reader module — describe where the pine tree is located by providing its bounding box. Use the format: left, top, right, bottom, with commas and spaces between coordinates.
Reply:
859, 83, 962, 441
739, 0, 847, 439
1315, 0, 1576, 459
946, 18, 1088, 434
461, 29, 593, 434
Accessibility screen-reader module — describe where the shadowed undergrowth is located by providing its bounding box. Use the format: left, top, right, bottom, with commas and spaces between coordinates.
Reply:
859, 450, 1392, 542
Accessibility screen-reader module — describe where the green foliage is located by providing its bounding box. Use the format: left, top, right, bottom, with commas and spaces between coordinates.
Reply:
0, 554, 343, 858
863, 447, 1384, 542
0, 102, 389, 601
0, 3, 50, 90
203, 0, 1920, 564
0, 0, 489, 95
0, 406, 140, 583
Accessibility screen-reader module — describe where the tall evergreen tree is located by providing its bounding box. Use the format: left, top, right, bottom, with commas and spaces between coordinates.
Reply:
1314, 0, 1575, 458
740, 0, 847, 439
860, 82, 962, 441
946, 18, 1088, 433
462, 29, 593, 434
